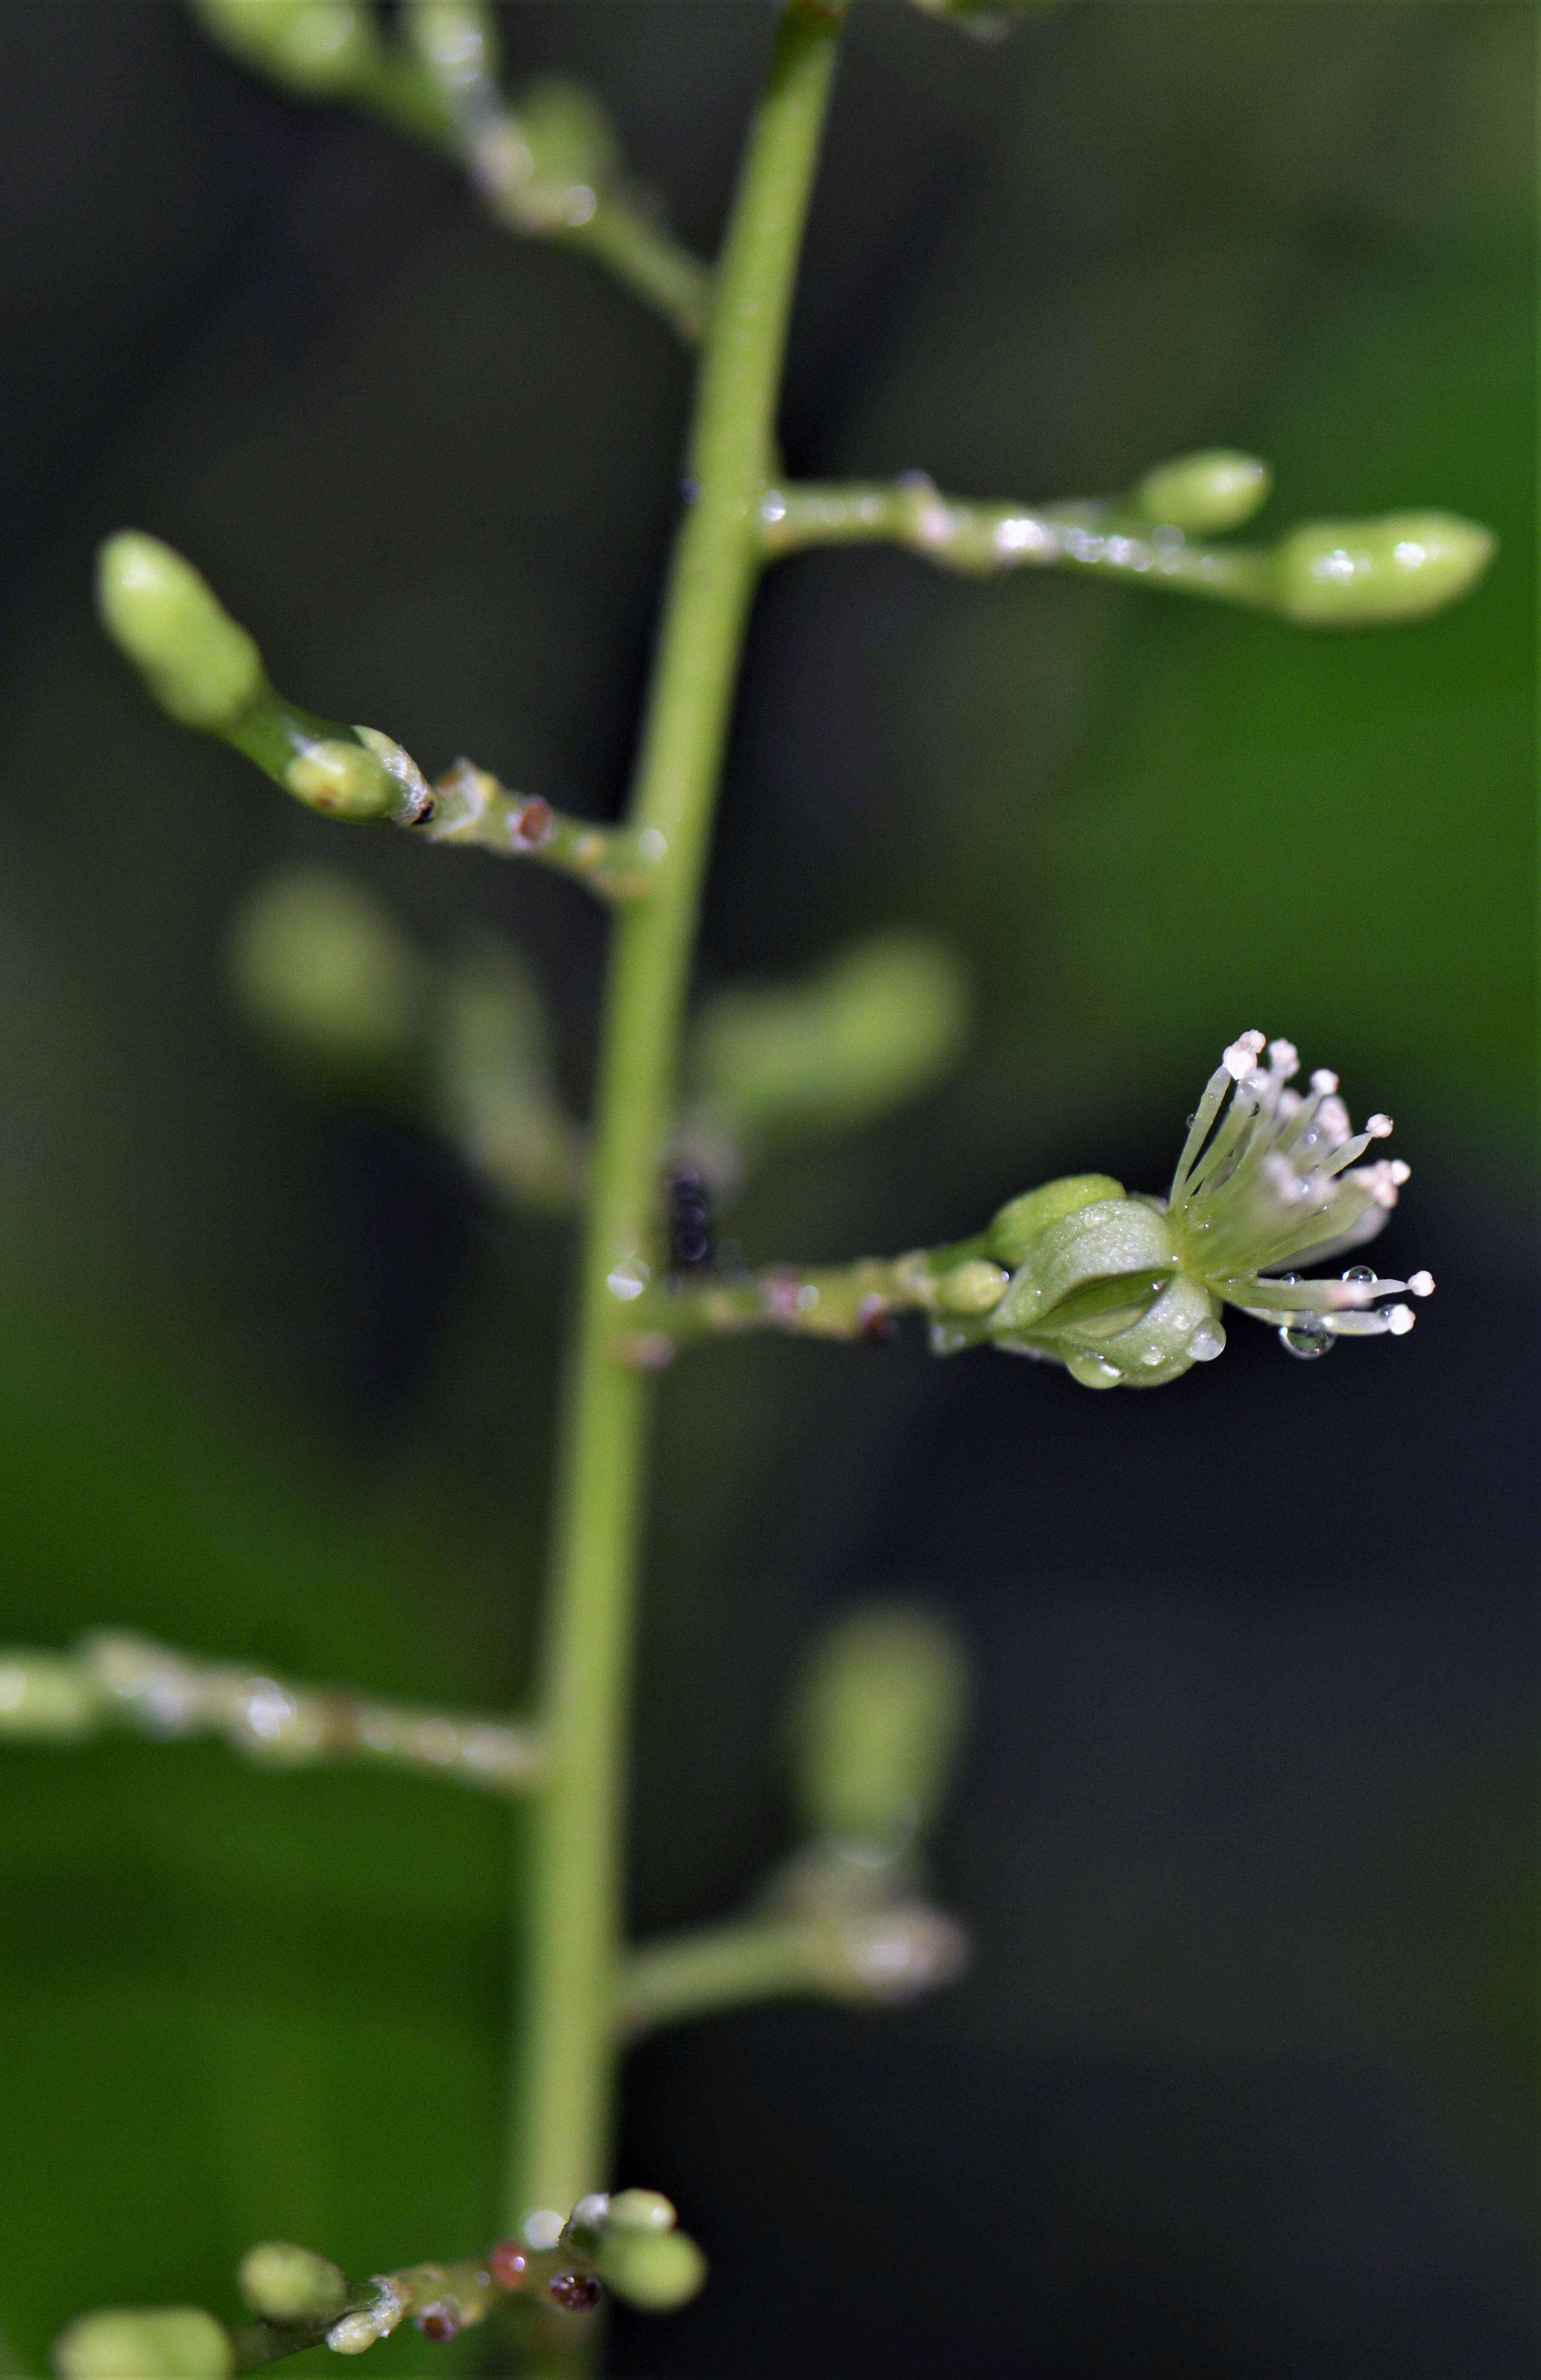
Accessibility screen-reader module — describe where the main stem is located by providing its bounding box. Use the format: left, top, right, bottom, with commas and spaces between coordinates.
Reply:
508, 1, 845, 2233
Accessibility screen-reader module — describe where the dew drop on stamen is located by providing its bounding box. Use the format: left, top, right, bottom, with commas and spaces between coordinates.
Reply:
1279, 1320, 1334, 1360
1342, 1265, 1377, 1284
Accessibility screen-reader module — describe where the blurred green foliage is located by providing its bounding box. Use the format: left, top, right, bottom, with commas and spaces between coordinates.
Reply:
0, 4, 1530, 2373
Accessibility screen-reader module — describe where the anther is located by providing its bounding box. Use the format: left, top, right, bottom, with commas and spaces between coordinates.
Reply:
1223, 1030, 1266, 1080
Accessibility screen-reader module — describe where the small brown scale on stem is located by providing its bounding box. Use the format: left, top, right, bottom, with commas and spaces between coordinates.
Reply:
414, 2303, 462, 2343
512, 796, 554, 850
487, 2240, 529, 2292
547, 2271, 604, 2313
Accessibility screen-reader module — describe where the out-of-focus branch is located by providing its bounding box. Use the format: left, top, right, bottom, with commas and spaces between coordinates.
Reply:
0, 1634, 544, 1794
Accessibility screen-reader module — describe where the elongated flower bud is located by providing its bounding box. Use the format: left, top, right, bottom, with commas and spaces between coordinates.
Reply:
789, 1604, 969, 1850
405, 0, 500, 92
0, 1650, 102, 1739
686, 932, 970, 1161
228, 869, 428, 1080
97, 534, 261, 730
190, 0, 379, 94
237, 2242, 348, 2324
97, 535, 432, 824
1132, 450, 1271, 535
605, 2189, 677, 2236
1269, 511, 1494, 625
53, 2307, 233, 2379
596, 2229, 707, 2313
517, 76, 620, 193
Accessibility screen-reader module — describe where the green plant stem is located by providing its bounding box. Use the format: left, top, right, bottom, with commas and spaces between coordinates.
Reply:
425, 761, 664, 898
617, 1920, 837, 2040
0, 1633, 544, 1791
761, 477, 1272, 601
625, 1253, 939, 1357
565, 204, 711, 344
508, 0, 848, 2243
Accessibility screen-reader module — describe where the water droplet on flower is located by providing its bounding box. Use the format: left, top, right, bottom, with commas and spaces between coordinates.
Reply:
1278, 1321, 1334, 1360
1067, 1352, 1122, 1389
1187, 1319, 1226, 1362
1342, 1265, 1377, 1284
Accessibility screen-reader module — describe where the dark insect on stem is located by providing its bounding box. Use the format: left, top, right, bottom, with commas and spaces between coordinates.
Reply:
665, 1165, 714, 1275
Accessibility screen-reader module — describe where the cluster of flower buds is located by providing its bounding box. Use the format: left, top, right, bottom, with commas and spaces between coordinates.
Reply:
922, 1032, 1433, 1387
53, 2195, 705, 2376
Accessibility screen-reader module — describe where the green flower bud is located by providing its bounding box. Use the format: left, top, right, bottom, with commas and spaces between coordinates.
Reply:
596, 2228, 707, 2315
809, 1899, 971, 2004
405, 0, 500, 94
53, 2308, 234, 2379
436, 938, 584, 1212
0, 1651, 102, 1739
237, 2242, 348, 2324
227, 869, 428, 1080
934, 1258, 1009, 1316
1131, 450, 1271, 535
789, 1604, 969, 1851
1269, 511, 1494, 626
984, 1174, 1123, 1267
517, 76, 621, 193
280, 738, 398, 821
97, 534, 262, 730
189, 0, 379, 95
687, 932, 970, 1156
605, 2189, 677, 2237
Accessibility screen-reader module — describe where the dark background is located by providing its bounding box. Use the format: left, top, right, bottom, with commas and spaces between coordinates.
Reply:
0, 5, 1534, 2375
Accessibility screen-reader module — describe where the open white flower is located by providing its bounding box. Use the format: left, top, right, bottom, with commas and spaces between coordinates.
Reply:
970, 1029, 1433, 1387
1168, 1031, 1433, 1360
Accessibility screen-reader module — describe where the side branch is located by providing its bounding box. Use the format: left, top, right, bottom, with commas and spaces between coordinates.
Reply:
617, 1902, 966, 2040
622, 1243, 1008, 1365
96, 536, 658, 904
759, 471, 1494, 623
427, 762, 664, 900
192, 0, 712, 344
0, 1633, 544, 1794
